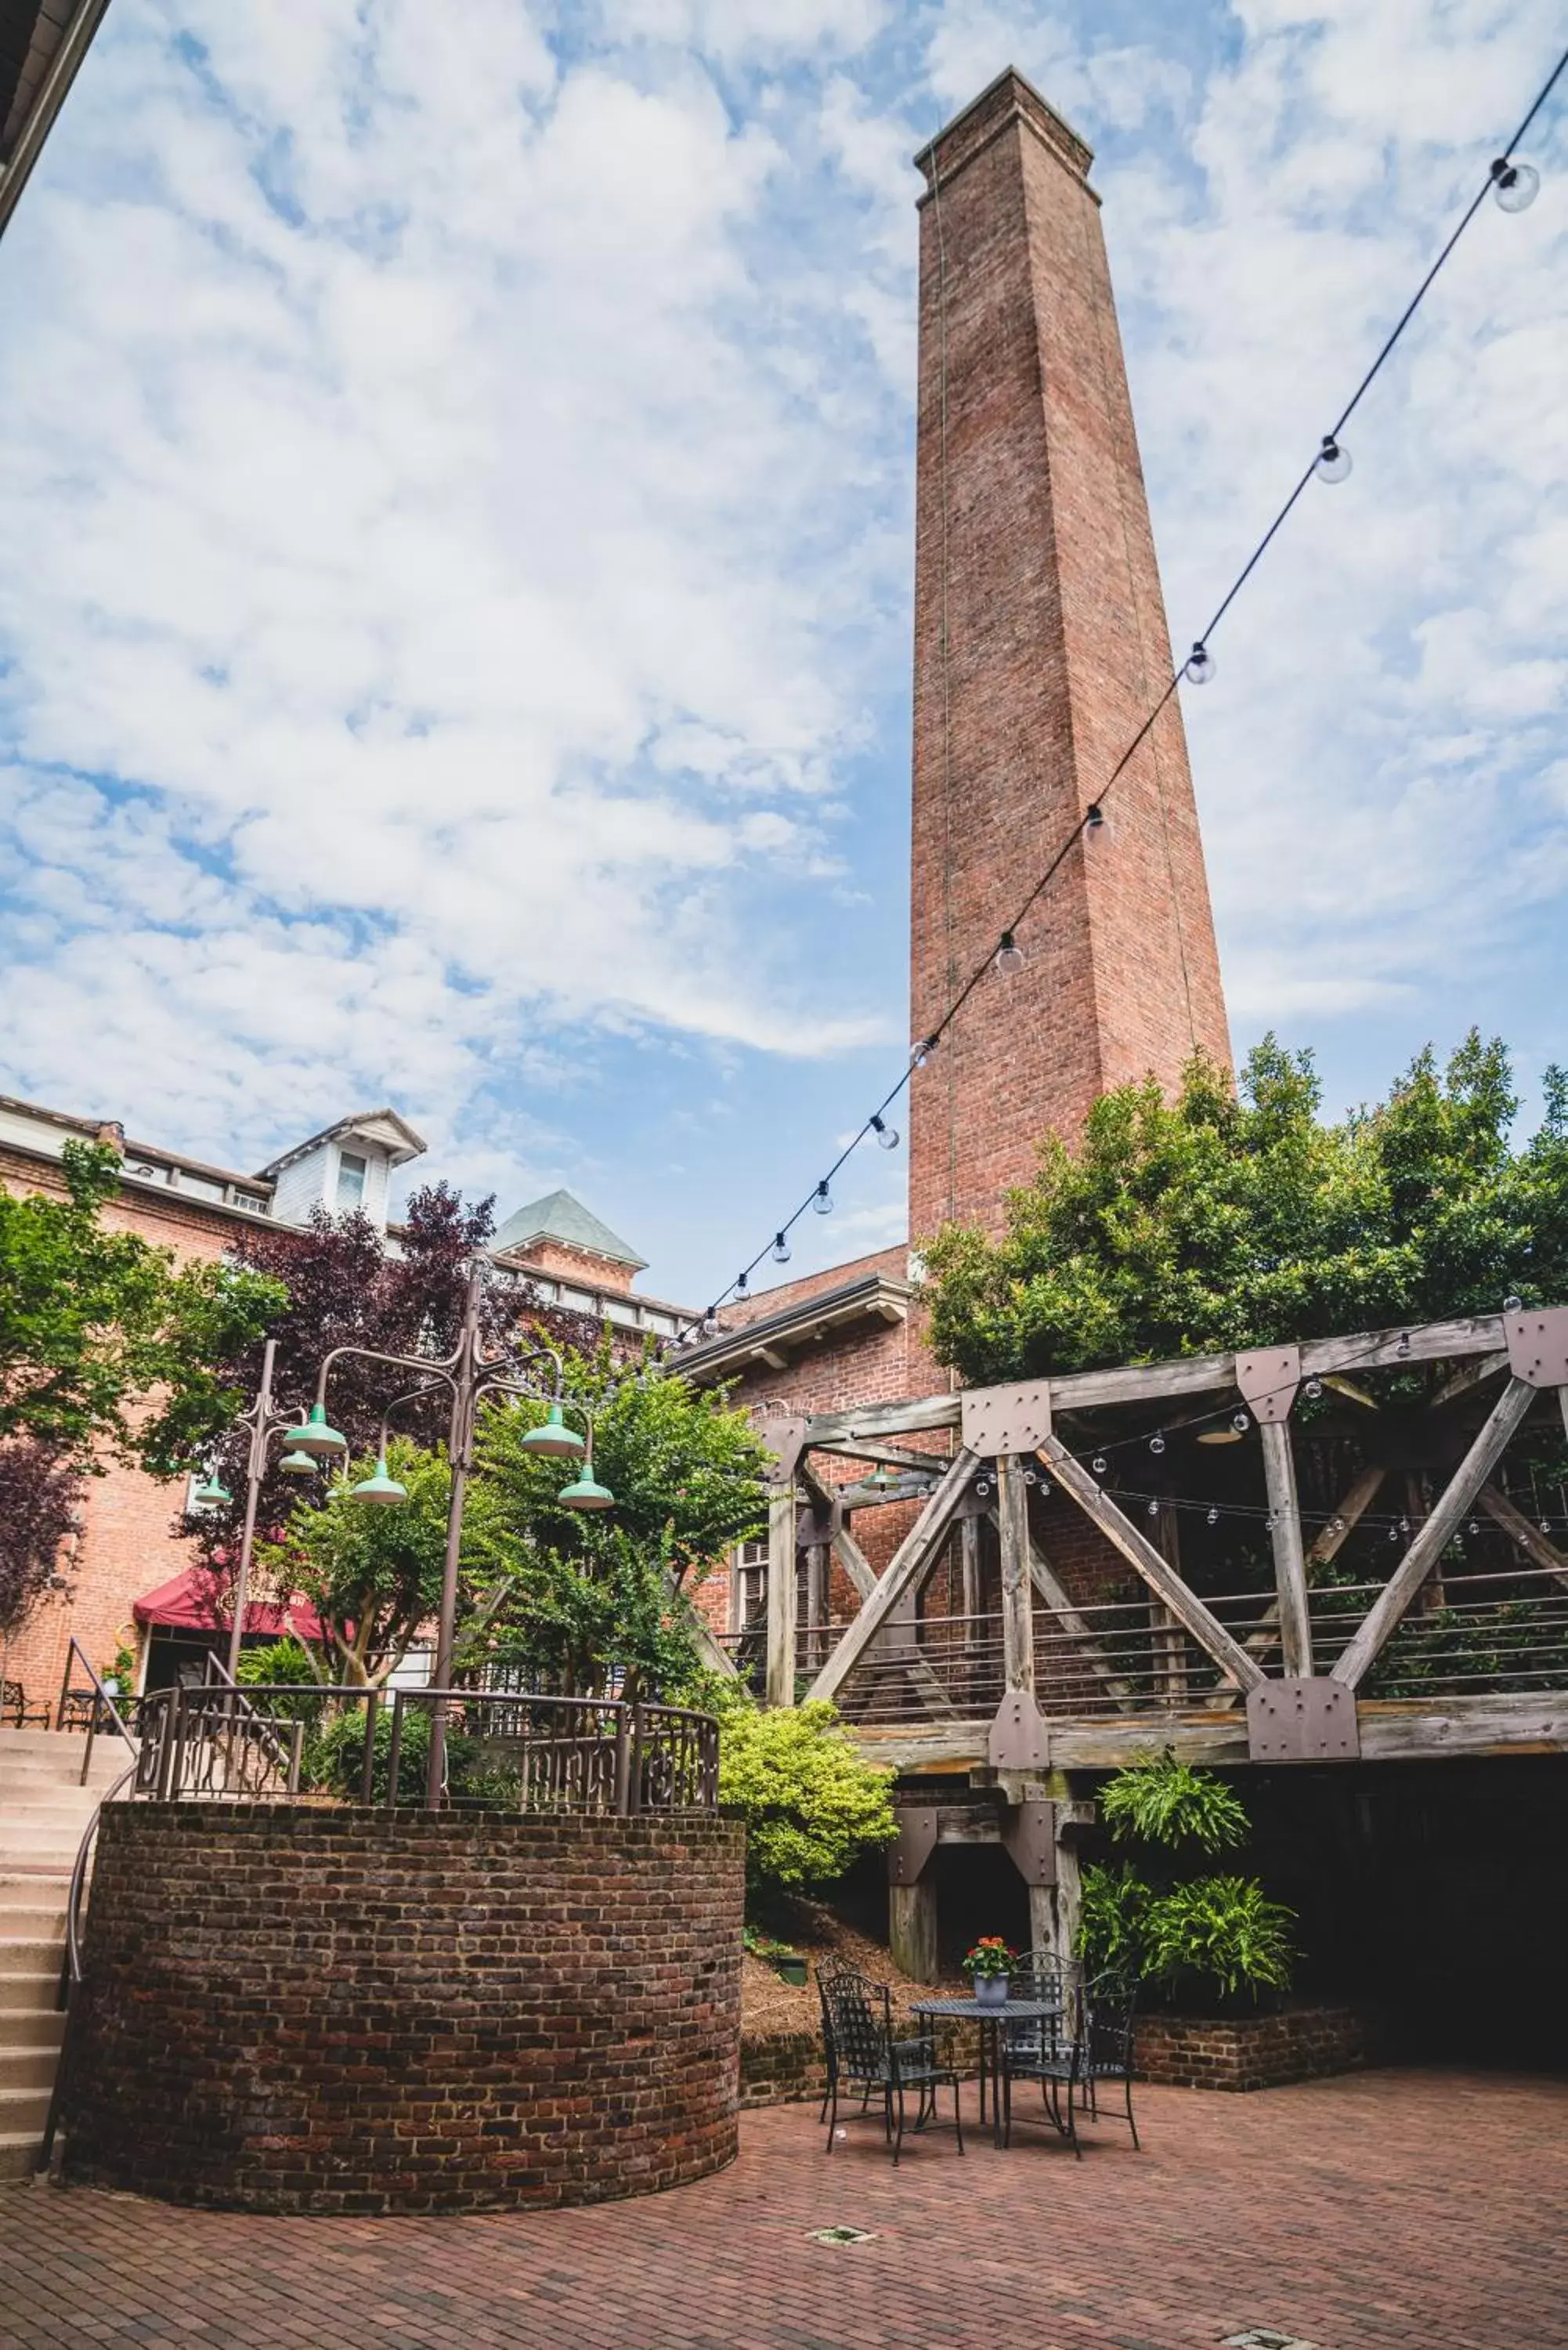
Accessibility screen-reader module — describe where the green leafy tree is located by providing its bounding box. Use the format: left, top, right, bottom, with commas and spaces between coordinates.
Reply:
923, 1034, 1568, 1383
257, 1437, 452, 1684
716, 1697, 898, 1907
0, 1141, 282, 1632
468, 1342, 770, 1698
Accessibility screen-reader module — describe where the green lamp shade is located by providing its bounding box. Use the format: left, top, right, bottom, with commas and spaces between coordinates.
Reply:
278, 1448, 319, 1475
519, 1402, 587, 1460
349, 1455, 408, 1506
283, 1402, 348, 1458
558, 1465, 614, 1512
192, 1474, 232, 1506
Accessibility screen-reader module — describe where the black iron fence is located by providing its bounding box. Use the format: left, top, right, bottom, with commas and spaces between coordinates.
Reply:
132, 1681, 721, 1813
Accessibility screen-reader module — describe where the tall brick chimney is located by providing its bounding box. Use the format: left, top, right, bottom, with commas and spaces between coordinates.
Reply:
908, 70, 1231, 1246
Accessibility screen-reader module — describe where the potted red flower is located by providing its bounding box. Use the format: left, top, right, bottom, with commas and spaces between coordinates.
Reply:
963, 1936, 1014, 2008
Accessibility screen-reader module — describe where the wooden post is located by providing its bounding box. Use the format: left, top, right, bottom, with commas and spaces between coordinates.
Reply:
1259, 1420, 1313, 1677
1028, 1838, 1082, 1966
888, 1881, 939, 1983
1152, 1502, 1190, 1701
765, 1483, 798, 1708
997, 1455, 1035, 1694
806, 1542, 830, 1674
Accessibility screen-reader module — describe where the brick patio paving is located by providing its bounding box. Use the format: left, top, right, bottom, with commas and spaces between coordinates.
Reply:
2, 2069, 1565, 2349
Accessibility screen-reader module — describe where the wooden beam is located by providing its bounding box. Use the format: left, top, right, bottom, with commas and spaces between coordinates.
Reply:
764, 1482, 797, 1708
996, 1455, 1035, 1694
1432, 1350, 1509, 1408
1331, 1376, 1537, 1690
1478, 1483, 1568, 1590
1039, 1435, 1266, 1691
808, 1436, 952, 1475
1028, 1535, 1139, 1705
804, 1449, 979, 1706
805, 1394, 961, 1446
1211, 1462, 1387, 1706
1259, 1420, 1313, 1677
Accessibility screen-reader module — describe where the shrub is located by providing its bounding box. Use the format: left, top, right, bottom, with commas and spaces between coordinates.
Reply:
1100, 1753, 1248, 1853
1078, 1860, 1156, 1983
1142, 1876, 1296, 2002
717, 1697, 897, 1906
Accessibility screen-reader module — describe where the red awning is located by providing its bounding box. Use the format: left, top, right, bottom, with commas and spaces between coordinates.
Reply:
132, 1567, 328, 1643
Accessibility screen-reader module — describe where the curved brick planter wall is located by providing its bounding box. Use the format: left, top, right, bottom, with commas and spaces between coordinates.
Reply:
65, 1803, 743, 2214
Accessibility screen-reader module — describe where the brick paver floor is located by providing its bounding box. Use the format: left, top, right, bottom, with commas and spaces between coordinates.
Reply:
2, 2069, 1565, 2350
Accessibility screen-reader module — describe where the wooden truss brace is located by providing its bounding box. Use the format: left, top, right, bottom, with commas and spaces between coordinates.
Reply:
1479, 1483, 1568, 1591
1211, 1463, 1386, 1708
806, 1448, 980, 1707
1331, 1376, 1537, 1689
1038, 1434, 1266, 1693
795, 1464, 958, 1719
978, 1506, 1140, 1707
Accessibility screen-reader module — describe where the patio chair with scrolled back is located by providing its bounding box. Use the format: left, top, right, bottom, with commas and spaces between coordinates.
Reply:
1000, 1972, 1140, 2157
2, 1679, 49, 1730
817, 1964, 964, 2164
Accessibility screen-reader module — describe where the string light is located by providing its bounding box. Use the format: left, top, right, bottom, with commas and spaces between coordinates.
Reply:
1147, 1497, 1160, 1517
995, 931, 1026, 975
771, 1232, 791, 1265
1304, 1378, 1324, 1401
685, 45, 1568, 1336
1093, 1454, 1108, 1476
1314, 434, 1353, 484
1396, 1332, 1411, 1358
1150, 1433, 1166, 1456
1505, 1293, 1523, 1312
1232, 1411, 1251, 1434
1207, 1506, 1219, 1526
1491, 154, 1541, 210
870, 1115, 899, 1151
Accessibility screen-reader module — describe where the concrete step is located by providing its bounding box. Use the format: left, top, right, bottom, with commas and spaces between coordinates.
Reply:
0, 2010, 64, 2053
0, 1971, 57, 2012
0, 2084, 52, 2138
0, 2131, 44, 2183
0, 1911, 67, 1947
0, 1940, 65, 1979
0, 2043, 60, 2091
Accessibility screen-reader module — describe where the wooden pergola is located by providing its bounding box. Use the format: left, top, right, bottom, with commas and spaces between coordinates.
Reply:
735, 1307, 1568, 1973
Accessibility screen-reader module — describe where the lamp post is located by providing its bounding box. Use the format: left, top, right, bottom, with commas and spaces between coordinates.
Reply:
190, 1337, 320, 1683
283, 1260, 612, 1805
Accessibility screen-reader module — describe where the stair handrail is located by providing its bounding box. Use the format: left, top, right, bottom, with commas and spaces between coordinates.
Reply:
36, 1754, 137, 2176
197, 1649, 298, 1781
60, 1636, 138, 1788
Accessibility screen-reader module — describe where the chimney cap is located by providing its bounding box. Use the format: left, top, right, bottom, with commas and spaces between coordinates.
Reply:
914, 67, 1093, 193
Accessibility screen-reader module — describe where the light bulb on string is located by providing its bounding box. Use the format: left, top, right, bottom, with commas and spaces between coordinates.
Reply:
812, 1180, 833, 1217
1541, 1517, 1552, 1535
1467, 1520, 1480, 1537
1085, 803, 1107, 837
1491, 155, 1540, 212
869, 1115, 899, 1151
1147, 1497, 1160, 1518
1023, 1466, 1038, 1486
771, 1232, 791, 1266
1505, 1293, 1523, 1313
1388, 1525, 1400, 1543
1396, 1332, 1411, 1358
700, 1311, 719, 1338
1150, 1433, 1166, 1456
735, 1272, 748, 1296
1314, 434, 1352, 484
975, 1475, 992, 1499
1037, 1480, 1050, 1500
994, 931, 1026, 976
1206, 1506, 1219, 1527
1184, 642, 1216, 687
1266, 1513, 1276, 1533
1399, 1516, 1411, 1535
1092, 1454, 1108, 1477
1304, 1378, 1324, 1401
911, 1036, 940, 1069
1232, 1412, 1251, 1434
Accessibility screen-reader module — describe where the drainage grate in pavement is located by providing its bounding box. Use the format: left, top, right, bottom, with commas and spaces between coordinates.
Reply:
1222, 2331, 1317, 2349
806, 2225, 877, 2247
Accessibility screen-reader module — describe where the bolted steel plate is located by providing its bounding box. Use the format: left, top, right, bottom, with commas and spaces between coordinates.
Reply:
961, 1380, 1053, 1457
1246, 1677, 1359, 1762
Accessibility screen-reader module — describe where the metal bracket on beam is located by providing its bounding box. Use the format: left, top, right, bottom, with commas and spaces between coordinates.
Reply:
986, 1689, 1050, 1771
1237, 1347, 1301, 1426
1000, 1799, 1058, 1888
758, 1411, 808, 1487
1504, 1308, 1568, 1390
795, 1505, 834, 1550
1246, 1676, 1360, 1762
961, 1381, 1053, 1457
887, 1806, 939, 1885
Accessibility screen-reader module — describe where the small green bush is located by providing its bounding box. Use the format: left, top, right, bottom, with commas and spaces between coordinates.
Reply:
1100, 1752, 1248, 1853
1078, 1860, 1155, 1983
717, 1697, 897, 1905
1142, 1876, 1296, 2001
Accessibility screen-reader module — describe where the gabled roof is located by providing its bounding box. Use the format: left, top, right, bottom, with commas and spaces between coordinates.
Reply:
255, 1108, 427, 1179
493, 1188, 647, 1272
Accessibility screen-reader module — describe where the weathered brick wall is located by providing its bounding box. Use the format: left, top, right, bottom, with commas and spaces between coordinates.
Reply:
1134, 2002, 1373, 2093
739, 2030, 827, 2108
67, 1804, 744, 2213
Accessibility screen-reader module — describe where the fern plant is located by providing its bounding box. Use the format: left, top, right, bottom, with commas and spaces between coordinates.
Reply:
1099, 1752, 1248, 1853
1142, 1877, 1295, 2001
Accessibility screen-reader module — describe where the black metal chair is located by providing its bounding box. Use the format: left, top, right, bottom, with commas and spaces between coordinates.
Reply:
1001, 1972, 1140, 2157
818, 1965, 964, 2164
2, 1679, 49, 1729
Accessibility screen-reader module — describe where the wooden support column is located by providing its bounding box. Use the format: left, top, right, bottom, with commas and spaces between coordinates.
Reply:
1259, 1420, 1313, 1677
764, 1483, 797, 1708
1152, 1502, 1189, 1702
996, 1455, 1035, 1694
888, 1882, 939, 1983
807, 1449, 978, 1705
959, 1512, 982, 1632
805, 1542, 830, 1675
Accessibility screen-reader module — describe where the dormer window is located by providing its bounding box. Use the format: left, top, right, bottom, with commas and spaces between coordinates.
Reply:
336, 1151, 368, 1210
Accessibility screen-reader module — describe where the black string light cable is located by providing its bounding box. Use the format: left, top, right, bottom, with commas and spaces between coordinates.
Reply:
677, 45, 1568, 1346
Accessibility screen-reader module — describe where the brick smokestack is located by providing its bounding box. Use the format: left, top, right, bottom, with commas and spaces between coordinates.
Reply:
908, 70, 1230, 1247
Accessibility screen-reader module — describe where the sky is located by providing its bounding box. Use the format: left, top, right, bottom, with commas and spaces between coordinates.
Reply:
1, 0, 1565, 1309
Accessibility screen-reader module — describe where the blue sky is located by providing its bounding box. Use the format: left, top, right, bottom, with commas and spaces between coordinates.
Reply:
1, 0, 1565, 1308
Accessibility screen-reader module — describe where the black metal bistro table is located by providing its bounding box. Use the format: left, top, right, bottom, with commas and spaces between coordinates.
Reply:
910, 1997, 1064, 2149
